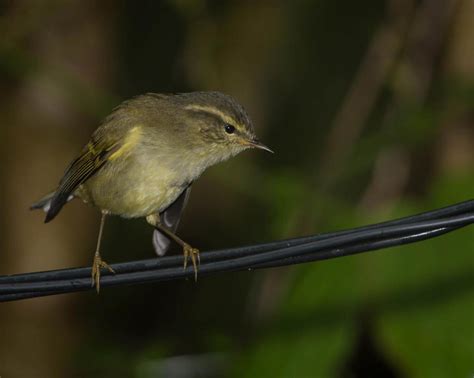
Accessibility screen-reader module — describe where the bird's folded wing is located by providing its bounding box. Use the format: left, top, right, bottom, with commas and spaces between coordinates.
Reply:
152, 185, 192, 256
45, 135, 120, 223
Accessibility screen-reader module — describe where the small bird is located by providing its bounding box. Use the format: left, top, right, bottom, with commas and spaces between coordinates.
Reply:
31, 92, 272, 291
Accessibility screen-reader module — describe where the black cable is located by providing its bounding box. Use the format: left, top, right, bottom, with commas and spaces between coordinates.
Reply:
0, 226, 458, 303
253, 226, 456, 269
3, 199, 473, 284
0, 200, 473, 302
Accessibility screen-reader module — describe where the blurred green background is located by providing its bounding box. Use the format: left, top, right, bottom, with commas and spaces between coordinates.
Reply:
0, 0, 473, 377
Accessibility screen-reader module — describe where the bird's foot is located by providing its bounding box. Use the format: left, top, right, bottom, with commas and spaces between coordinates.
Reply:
183, 244, 200, 281
91, 254, 115, 293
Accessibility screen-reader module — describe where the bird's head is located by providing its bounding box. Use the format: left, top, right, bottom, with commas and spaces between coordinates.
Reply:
176, 92, 272, 164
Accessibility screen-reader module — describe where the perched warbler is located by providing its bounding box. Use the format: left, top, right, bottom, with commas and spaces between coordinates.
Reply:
31, 92, 272, 291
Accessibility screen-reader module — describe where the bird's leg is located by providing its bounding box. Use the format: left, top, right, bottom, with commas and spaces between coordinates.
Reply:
146, 214, 200, 281
91, 211, 115, 293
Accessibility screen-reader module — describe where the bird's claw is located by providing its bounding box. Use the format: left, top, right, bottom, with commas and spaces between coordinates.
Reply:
91, 254, 115, 293
183, 244, 200, 281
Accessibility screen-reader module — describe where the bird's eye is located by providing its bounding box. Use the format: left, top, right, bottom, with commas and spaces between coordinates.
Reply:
224, 124, 235, 134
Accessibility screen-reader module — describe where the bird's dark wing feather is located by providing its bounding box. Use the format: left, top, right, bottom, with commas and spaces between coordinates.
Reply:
152, 185, 192, 256
45, 135, 120, 223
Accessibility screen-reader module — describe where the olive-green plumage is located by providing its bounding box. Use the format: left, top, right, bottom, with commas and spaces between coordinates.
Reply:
44, 92, 269, 221
32, 91, 271, 291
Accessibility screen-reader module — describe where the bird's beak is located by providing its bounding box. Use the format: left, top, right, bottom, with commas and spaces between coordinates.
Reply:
247, 138, 274, 153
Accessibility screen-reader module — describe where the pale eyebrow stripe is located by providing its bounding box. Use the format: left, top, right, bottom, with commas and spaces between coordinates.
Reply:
184, 104, 237, 126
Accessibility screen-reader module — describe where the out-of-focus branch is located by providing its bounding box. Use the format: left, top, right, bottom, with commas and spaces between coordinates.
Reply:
319, 0, 460, 187
358, 0, 460, 212
319, 0, 414, 178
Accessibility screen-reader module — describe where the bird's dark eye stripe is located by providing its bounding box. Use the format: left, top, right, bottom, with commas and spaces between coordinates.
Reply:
224, 124, 235, 134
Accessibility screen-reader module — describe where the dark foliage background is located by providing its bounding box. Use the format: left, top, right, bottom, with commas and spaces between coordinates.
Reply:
0, 0, 473, 377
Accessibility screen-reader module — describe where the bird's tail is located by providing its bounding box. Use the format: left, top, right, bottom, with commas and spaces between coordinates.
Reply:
30, 192, 56, 213
30, 191, 75, 215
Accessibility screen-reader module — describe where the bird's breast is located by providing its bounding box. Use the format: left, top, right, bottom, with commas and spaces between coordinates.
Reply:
79, 148, 194, 218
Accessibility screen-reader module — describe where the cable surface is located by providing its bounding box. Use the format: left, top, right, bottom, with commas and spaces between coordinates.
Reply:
0, 200, 473, 302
